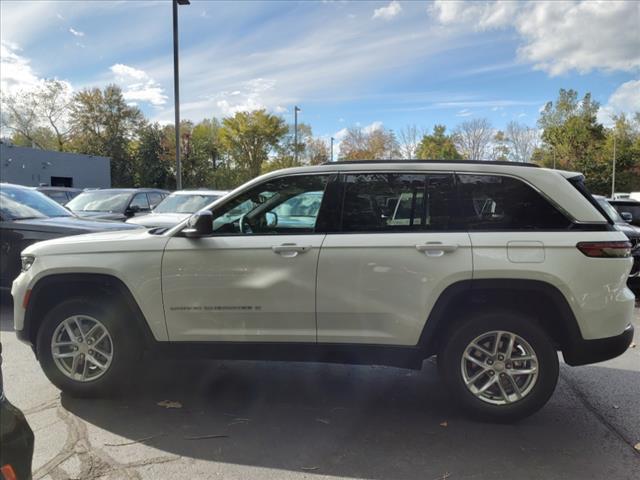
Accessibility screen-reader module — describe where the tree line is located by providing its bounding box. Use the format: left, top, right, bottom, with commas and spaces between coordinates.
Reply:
2, 82, 638, 194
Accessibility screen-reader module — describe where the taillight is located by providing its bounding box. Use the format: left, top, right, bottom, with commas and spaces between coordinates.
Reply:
1, 464, 17, 480
576, 241, 632, 258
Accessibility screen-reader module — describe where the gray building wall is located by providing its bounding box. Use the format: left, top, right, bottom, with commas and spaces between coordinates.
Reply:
0, 142, 111, 188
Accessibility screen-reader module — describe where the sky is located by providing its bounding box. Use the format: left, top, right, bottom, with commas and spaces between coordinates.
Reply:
1, 0, 639, 150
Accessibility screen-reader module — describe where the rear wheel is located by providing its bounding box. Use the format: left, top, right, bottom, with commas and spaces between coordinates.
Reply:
438, 310, 559, 422
36, 297, 140, 397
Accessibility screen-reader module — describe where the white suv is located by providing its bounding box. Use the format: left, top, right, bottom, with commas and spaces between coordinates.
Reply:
11, 161, 635, 422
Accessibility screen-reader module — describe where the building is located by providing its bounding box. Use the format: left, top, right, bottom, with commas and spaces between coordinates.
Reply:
0, 142, 111, 188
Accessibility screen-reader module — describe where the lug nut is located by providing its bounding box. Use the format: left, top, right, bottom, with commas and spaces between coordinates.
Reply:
506, 363, 512, 369
88, 350, 94, 355
77, 338, 83, 343
498, 354, 504, 361
488, 371, 495, 376
487, 359, 494, 365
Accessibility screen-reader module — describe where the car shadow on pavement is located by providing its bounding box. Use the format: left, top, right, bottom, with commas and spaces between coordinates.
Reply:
60, 356, 640, 480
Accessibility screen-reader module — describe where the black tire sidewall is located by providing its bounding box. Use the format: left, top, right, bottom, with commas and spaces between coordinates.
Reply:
36, 298, 138, 397
439, 309, 559, 422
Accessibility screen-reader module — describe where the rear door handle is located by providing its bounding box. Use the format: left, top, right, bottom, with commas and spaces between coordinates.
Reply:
272, 244, 312, 257
415, 243, 458, 256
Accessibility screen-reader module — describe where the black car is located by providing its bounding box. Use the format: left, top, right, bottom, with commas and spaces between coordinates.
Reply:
35, 186, 82, 206
595, 196, 640, 284
66, 188, 169, 221
608, 199, 640, 228
0, 183, 141, 289
1, 343, 34, 480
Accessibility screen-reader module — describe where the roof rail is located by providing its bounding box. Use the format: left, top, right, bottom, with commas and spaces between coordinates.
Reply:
322, 159, 540, 168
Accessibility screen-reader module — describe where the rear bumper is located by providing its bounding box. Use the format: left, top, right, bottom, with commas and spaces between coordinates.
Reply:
563, 324, 634, 366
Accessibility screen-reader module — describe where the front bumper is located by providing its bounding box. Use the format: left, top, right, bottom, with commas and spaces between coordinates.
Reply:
563, 323, 635, 366
11, 273, 31, 345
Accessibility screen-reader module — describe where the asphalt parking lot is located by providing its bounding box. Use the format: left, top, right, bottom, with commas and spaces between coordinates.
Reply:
1, 293, 639, 480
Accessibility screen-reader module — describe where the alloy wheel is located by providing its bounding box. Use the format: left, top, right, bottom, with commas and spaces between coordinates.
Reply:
460, 330, 539, 406
51, 315, 114, 382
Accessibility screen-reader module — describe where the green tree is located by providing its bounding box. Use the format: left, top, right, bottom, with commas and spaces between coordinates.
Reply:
68, 85, 144, 186
416, 125, 462, 160
219, 110, 288, 179
533, 89, 609, 191
132, 123, 175, 189
605, 113, 640, 193
339, 125, 400, 160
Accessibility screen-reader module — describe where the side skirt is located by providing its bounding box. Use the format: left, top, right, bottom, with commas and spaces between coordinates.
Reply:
149, 342, 427, 370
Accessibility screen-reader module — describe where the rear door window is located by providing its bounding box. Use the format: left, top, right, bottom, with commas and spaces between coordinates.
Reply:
341, 173, 456, 232
456, 174, 571, 230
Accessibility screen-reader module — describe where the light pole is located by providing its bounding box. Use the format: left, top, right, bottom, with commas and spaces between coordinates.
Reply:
611, 135, 617, 198
173, 0, 189, 190
294, 106, 300, 163
330, 137, 334, 162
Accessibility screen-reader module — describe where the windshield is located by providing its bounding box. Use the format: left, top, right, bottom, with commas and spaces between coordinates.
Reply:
67, 191, 131, 213
0, 186, 73, 220
153, 193, 222, 214
596, 198, 624, 223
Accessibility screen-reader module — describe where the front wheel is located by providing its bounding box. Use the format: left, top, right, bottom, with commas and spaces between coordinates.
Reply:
438, 310, 559, 422
36, 298, 140, 397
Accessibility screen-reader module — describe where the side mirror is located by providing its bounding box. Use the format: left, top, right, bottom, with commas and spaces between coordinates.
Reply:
621, 212, 633, 223
265, 212, 278, 228
125, 205, 140, 217
184, 210, 213, 238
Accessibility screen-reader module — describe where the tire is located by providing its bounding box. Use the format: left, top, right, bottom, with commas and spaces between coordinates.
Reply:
438, 309, 559, 423
36, 297, 140, 397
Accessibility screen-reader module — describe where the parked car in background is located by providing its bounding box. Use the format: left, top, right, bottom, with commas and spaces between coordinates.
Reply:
611, 192, 630, 200
0, 343, 34, 480
609, 199, 640, 228
630, 192, 640, 202
126, 189, 228, 228
35, 186, 82, 205
66, 188, 169, 221
0, 183, 141, 289
595, 196, 640, 283
12, 161, 635, 422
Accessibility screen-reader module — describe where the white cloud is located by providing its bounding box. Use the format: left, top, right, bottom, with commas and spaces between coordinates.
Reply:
213, 78, 279, 115
110, 63, 167, 106
373, 1, 402, 20
597, 80, 640, 126
430, 0, 640, 76
0, 40, 40, 94
456, 109, 473, 117
363, 120, 384, 134
68, 27, 84, 37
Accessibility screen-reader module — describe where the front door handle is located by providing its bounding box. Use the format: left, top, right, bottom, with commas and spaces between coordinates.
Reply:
272, 244, 311, 257
415, 243, 458, 256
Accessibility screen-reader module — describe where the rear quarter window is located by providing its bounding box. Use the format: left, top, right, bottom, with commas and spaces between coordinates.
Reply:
456, 174, 572, 230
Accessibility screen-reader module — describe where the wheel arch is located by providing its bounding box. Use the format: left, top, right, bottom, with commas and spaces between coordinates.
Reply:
24, 273, 156, 351
419, 279, 583, 360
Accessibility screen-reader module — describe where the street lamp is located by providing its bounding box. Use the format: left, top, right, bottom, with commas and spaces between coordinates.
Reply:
611, 134, 617, 198
173, 0, 189, 190
330, 137, 334, 162
294, 106, 301, 163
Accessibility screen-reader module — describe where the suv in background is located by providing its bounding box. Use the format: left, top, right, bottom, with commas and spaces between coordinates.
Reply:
0, 183, 141, 289
609, 198, 640, 228
66, 188, 169, 221
595, 196, 640, 283
35, 186, 82, 205
11, 161, 635, 422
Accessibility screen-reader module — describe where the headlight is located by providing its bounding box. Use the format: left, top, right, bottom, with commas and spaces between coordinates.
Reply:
21, 255, 35, 272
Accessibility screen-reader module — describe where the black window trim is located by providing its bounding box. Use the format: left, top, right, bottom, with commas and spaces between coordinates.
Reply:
175, 171, 339, 238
